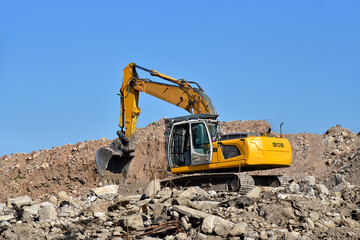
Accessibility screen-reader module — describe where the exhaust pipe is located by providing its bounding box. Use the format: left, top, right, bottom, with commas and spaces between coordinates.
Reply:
280, 122, 284, 138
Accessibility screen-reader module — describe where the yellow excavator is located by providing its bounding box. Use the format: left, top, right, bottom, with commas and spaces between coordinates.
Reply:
96, 63, 292, 193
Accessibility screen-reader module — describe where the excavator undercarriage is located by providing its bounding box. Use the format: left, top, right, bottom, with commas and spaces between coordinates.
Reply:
160, 173, 293, 194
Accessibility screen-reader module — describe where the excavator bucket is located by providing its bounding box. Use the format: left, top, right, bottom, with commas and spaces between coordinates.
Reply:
95, 131, 135, 181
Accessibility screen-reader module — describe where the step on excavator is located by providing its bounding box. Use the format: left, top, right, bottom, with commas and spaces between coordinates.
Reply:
95, 63, 293, 193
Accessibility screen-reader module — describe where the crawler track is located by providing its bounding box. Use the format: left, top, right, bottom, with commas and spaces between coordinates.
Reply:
159, 173, 293, 194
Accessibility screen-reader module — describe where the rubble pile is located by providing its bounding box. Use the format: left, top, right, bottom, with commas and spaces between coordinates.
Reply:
1, 119, 359, 239
322, 125, 360, 190
1, 176, 359, 240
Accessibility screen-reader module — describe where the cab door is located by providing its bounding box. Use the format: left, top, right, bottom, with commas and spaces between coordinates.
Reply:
168, 123, 191, 167
190, 122, 213, 165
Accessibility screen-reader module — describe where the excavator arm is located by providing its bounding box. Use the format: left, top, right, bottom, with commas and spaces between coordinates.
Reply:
120, 63, 216, 149
96, 62, 216, 178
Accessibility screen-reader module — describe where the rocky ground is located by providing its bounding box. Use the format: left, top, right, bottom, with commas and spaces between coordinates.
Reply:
0, 119, 359, 239
0, 177, 359, 239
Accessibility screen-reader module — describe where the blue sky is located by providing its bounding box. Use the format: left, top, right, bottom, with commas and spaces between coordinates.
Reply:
0, 1, 359, 156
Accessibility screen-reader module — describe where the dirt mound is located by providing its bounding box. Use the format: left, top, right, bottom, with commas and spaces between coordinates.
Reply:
220, 119, 271, 134
0, 119, 359, 203
0, 139, 110, 202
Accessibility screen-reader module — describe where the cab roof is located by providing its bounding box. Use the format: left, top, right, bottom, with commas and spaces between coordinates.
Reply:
165, 114, 219, 124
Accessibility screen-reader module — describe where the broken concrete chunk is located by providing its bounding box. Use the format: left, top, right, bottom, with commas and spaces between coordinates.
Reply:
302, 184, 315, 196
153, 203, 167, 220
229, 222, 248, 237
201, 215, 217, 234
108, 196, 131, 211
93, 212, 107, 221
322, 219, 336, 228
22, 204, 42, 222
213, 217, 235, 237
145, 179, 161, 198
188, 201, 220, 211
178, 186, 209, 199
123, 214, 144, 230
59, 201, 83, 218
48, 195, 58, 205
201, 215, 235, 237
303, 176, 316, 185
246, 186, 262, 198
178, 187, 197, 199
157, 188, 172, 199
0, 214, 15, 222
57, 191, 70, 201
305, 218, 315, 230
283, 231, 300, 240
7, 195, 32, 208
309, 212, 319, 221
313, 184, 329, 196
287, 182, 300, 194
59, 204, 76, 217
38, 204, 57, 221
91, 185, 118, 199
331, 182, 347, 193
171, 205, 210, 219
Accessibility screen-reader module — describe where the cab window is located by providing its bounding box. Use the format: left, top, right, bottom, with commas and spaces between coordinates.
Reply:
191, 123, 210, 154
207, 123, 218, 142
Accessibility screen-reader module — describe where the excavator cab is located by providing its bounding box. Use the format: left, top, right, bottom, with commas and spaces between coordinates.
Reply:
165, 113, 292, 176
166, 114, 219, 168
